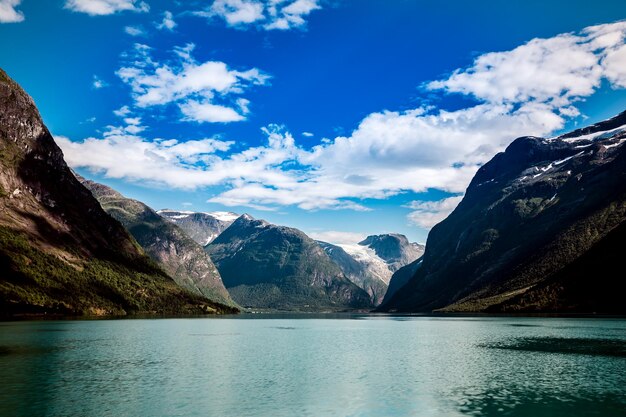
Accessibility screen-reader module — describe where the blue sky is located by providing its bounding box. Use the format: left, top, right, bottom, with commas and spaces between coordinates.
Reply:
1, 0, 625, 244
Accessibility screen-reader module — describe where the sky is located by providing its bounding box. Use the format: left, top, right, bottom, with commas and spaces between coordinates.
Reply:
1, 0, 625, 244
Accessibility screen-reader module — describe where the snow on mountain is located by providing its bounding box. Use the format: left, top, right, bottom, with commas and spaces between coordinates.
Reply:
336, 243, 395, 284
158, 209, 240, 245
319, 234, 424, 305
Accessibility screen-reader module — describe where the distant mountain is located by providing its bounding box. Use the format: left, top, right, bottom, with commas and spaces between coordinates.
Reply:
158, 209, 239, 245
318, 234, 423, 305
80, 179, 236, 308
0, 68, 235, 317
380, 110, 626, 313
206, 214, 372, 311
359, 234, 424, 273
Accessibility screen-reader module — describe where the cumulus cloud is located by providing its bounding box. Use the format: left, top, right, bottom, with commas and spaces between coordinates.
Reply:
58, 21, 626, 228
113, 105, 131, 117
405, 196, 464, 229
197, 0, 321, 31
65, 0, 149, 15
0, 0, 24, 23
428, 20, 626, 106
124, 25, 145, 36
57, 127, 236, 189
116, 43, 269, 123
157, 10, 176, 31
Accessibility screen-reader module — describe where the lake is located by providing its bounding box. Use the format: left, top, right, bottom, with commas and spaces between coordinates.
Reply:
0, 315, 625, 416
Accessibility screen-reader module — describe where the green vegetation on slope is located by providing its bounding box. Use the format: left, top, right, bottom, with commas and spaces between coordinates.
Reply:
0, 226, 238, 316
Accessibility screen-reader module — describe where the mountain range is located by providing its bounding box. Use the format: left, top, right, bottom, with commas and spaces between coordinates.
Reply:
318, 235, 423, 305
158, 209, 239, 246
380, 110, 626, 313
0, 69, 235, 316
206, 214, 373, 310
2, 66, 625, 316
80, 179, 236, 307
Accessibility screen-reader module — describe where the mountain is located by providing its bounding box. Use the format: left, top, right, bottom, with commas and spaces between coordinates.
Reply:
158, 209, 239, 245
79, 179, 237, 307
381, 258, 422, 306
380, 110, 626, 313
318, 234, 423, 305
206, 214, 372, 311
0, 68, 235, 316
359, 234, 424, 272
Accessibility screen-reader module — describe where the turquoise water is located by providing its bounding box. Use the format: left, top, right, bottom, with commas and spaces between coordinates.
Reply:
0, 315, 625, 417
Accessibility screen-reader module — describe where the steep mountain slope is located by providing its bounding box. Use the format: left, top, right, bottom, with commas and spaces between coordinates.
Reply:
0, 68, 235, 316
380, 110, 626, 313
359, 234, 424, 273
318, 234, 423, 305
80, 179, 236, 307
317, 241, 389, 305
158, 209, 239, 245
206, 215, 372, 311
381, 258, 422, 306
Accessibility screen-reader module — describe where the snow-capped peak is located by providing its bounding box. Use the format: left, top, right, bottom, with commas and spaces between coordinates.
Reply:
208, 211, 240, 222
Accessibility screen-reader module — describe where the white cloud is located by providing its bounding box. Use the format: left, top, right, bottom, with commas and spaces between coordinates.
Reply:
65, 0, 149, 16
208, 0, 264, 26
57, 132, 236, 189
198, 0, 321, 31
302, 131, 314, 137
405, 196, 463, 229
92, 75, 108, 89
603, 44, 626, 88
124, 25, 145, 36
0, 0, 24, 23
179, 100, 246, 123
307, 231, 367, 245
65, 0, 150, 16
428, 21, 626, 107
113, 105, 131, 117
58, 21, 626, 229
157, 10, 176, 31
116, 43, 269, 123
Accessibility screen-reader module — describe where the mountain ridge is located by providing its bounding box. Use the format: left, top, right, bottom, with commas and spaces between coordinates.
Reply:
0, 68, 235, 316
80, 178, 237, 308
207, 214, 373, 311
379, 110, 626, 313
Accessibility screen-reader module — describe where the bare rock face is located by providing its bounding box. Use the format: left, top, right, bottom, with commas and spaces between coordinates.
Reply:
206, 214, 373, 311
380, 110, 626, 314
0, 68, 236, 316
80, 178, 237, 308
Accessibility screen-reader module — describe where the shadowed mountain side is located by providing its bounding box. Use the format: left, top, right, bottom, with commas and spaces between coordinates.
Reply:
0, 68, 236, 317
80, 178, 238, 308
380, 110, 626, 314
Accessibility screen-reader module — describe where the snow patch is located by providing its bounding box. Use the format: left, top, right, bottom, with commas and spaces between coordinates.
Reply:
168, 214, 190, 220
561, 124, 626, 142
203, 234, 217, 246
207, 211, 240, 222
338, 243, 393, 284
531, 151, 584, 179
603, 138, 626, 149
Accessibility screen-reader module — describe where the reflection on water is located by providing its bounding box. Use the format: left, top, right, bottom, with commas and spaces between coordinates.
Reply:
484, 336, 626, 357
0, 316, 624, 417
